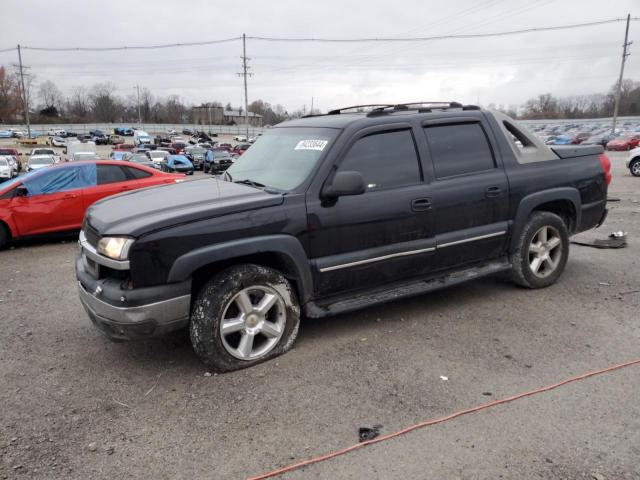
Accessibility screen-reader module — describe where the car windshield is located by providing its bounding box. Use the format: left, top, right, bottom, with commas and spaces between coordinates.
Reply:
34, 149, 54, 155
129, 154, 148, 163
149, 151, 166, 158
30, 156, 55, 165
0, 159, 7, 166
189, 148, 206, 154
214, 151, 230, 158
225, 127, 338, 191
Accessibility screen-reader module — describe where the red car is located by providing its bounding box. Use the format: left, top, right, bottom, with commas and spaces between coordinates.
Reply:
571, 132, 591, 144
169, 142, 187, 154
606, 135, 640, 151
0, 161, 183, 248
231, 143, 251, 156
112, 143, 135, 151
216, 143, 233, 153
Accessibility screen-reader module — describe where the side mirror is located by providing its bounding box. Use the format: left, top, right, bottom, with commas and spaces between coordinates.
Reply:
323, 171, 366, 198
16, 186, 28, 197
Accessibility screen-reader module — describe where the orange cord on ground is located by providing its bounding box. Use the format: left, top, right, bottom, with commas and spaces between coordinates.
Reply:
247, 358, 640, 480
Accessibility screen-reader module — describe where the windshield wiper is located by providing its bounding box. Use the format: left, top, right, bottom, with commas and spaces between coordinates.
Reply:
234, 179, 266, 189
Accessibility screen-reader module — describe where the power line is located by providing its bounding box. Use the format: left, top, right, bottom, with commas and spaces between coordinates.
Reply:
1, 18, 638, 53
247, 18, 639, 42
18, 37, 242, 52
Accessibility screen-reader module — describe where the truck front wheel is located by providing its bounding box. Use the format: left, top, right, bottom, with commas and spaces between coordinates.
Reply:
510, 211, 569, 288
190, 264, 300, 372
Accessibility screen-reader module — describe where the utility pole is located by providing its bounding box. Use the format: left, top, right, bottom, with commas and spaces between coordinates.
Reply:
612, 14, 632, 135
311, 97, 314, 115
16, 44, 31, 139
136, 84, 142, 127
237, 33, 252, 140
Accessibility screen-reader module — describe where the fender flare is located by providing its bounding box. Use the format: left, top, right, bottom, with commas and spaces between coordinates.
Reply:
510, 187, 581, 252
167, 235, 313, 302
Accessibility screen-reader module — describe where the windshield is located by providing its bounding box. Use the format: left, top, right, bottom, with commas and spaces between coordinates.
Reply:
0, 159, 7, 166
189, 147, 206, 154
34, 149, 54, 155
225, 127, 338, 191
30, 156, 55, 165
129, 154, 148, 163
149, 151, 166, 158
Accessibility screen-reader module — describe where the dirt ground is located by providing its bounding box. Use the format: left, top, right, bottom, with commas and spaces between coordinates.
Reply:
1, 150, 639, 479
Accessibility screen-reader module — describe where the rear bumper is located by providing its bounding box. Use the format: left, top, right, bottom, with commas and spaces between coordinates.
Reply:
76, 254, 191, 341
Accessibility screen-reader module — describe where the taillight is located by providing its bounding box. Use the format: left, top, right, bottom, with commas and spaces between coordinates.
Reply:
598, 153, 611, 186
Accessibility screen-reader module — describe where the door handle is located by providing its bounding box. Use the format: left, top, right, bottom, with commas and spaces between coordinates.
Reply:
411, 198, 432, 212
485, 186, 503, 198
63, 193, 78, 199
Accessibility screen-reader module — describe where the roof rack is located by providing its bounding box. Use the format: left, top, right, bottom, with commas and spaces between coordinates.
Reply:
327, 104, 395, 115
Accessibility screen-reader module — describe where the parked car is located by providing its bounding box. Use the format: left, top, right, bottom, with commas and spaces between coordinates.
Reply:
203, 150, 233, 174
75, 104, 610, 371
114, 127, 134, 136
27, 155, 56, 172
147, 150, 169, 166
182, 128, 193, 136
169, 142, 187, 154
627, 146, 640, 176
582, 134, 617, 147
107, 134, 125, 145
112, 143, 135, 152
127, 153, 159, 170
47, 128, 67, 137
184, 146, 207, 169
0, 148, 22, 164
161, 155, 193, 174
65, 140, 97, 160
47, 136, 66, 147
606, 135, 640, 151
109, 151, 129, 161
78, 134, 93, 142
9, 129, 25, 138
0, 130, 12, 139
217, 143, 233, 152
0, 161, 185, 248
545, 134, 572, 145
571, 132, 591, 144
30, 148, 60, 163
167, 129, 177, 135
6, 156, 19, 176
0, 156, 16, 181
133, 130, 152, 146
230, 143, 251, 157
233, 135, 247, 142
72, 152, 101, 162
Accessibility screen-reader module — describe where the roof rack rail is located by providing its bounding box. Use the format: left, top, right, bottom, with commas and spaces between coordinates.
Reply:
367, 101, 471, 116
327, 104, 395, 115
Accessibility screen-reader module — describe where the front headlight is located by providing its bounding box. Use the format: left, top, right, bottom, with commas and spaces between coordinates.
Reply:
97, 236, 134, 261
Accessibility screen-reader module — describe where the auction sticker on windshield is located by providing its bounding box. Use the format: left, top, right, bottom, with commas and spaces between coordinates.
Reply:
294, 139, 328, 151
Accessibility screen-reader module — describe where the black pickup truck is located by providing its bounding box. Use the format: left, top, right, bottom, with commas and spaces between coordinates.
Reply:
76, 103, 611, 371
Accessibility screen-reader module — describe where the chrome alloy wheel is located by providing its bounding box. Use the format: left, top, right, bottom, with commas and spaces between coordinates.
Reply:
219, 286, 286, 360
528, 226, 563, 278
631, 161, 640, 176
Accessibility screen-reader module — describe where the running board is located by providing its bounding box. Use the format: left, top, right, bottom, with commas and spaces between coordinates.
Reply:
305, 259, 512, 318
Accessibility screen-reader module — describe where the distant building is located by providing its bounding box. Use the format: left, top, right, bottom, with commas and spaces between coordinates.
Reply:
191, 106, 263, 126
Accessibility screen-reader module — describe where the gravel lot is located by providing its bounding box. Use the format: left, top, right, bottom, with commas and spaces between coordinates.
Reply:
1, 148, 639, 479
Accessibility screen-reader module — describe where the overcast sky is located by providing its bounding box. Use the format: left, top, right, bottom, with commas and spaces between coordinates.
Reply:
1, 0, 638, 113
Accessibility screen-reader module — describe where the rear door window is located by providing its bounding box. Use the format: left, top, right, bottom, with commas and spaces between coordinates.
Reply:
338, 129, 421, 191
97, 165, 129, 184
123, 166, 152, 179
24, 164, 96, 195
424, 123, 495, 179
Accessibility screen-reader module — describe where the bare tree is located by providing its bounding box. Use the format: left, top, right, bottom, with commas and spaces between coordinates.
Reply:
38, 80, 63, 109
0, 66, 21, 122
90, 82, 121, 122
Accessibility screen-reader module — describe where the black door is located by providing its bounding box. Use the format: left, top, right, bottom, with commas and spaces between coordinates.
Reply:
305, 125, 436, 298
421, 120, 509, 270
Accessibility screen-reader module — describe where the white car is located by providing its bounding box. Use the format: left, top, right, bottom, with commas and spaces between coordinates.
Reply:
627, 146, 640, 177
0, 156, 16, 180
167, 129, 177, 135
72, 152, 101, 161
30, 147, 61, 163
27, 155, 56, 172
46, 128, 67, 136
234, 135, 247, 142
47, 136, 66, 147
147, 150, 169, 165
9, 128, 24, 138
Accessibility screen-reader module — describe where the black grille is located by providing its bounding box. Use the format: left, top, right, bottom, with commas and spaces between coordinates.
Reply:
84, 224, 100, 248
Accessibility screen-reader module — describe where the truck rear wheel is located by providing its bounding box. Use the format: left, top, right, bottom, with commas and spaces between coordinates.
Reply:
190, 264, 300, 372
510, 211, 569, 289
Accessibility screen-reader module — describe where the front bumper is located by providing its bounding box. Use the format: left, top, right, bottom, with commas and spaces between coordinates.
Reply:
76, 240, 191, 341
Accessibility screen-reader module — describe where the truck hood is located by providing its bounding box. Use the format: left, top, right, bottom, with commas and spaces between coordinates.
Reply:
86, 178, 284, 237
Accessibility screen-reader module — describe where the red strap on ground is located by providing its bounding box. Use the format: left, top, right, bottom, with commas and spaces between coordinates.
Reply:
247, 358, 640, 480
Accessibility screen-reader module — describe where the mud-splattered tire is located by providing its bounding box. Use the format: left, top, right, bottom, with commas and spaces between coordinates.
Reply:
510, 211, 569, 289
190, 264, 300, 372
